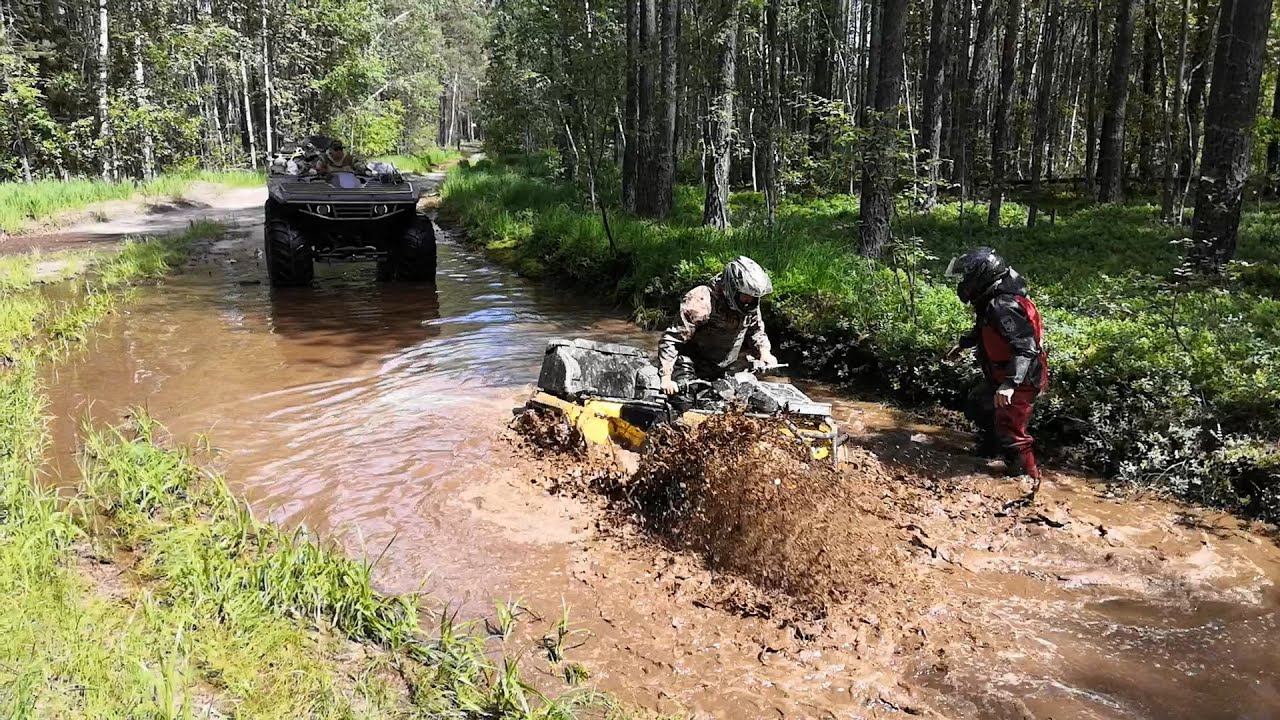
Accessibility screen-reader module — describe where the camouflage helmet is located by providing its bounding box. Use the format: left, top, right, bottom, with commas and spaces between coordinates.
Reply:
721, 256, 773, 313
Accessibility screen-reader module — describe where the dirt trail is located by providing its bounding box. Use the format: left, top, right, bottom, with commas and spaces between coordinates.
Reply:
34, 171, 1280, 718
1, 183, 269, 256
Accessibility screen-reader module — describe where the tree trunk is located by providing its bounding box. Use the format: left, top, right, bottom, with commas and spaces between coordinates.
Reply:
1012, 0, 1038, 174
809, 0, 839, 154
133, 21, 155, 179
1187, 0, 1274, 272
1097, 0, 1137, 202
622, 0, 639, 211
955, 0, 996, 198
988, 0, 1019, 227
858, 0, 906, 257
634, 0, 662, 216
763, 0, 781, 225
1183, 0, 1216, 177
18, 136, 33, 183
1266, 65, 1280, 188
1084, 4, 1100, 191
657, 0, 677, 216
449, 74, 460, 148
1161, 0, 1190, 219
1136, 0, 1158, 181
438, 91, 448, 146
920, 0, 951, 208
865, 0, 881, 126
96, 0, 112, 181
262, 0, 273, 156
239, 50, 257, 169
1026, 0, 1060, 227
703, 0, 738, 228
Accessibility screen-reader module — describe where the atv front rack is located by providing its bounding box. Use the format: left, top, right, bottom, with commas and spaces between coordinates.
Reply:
314, 245, 387, 262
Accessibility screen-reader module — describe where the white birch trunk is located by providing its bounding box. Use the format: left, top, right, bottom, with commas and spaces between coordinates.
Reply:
239, 50, 257, 168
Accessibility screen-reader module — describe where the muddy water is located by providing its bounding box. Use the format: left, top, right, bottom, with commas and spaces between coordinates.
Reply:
41, 185, 1280, 718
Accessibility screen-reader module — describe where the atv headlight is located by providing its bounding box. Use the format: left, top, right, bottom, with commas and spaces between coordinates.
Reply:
313, 204, 332, 216
373, 204, 389, 216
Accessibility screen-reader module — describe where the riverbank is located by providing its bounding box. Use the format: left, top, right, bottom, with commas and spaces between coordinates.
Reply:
439, 158, 1280, 519
0, 229, 606, 718
0, 171, 266, 237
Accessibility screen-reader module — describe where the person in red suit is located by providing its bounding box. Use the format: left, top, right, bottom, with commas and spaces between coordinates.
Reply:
946, 247, 1050, 487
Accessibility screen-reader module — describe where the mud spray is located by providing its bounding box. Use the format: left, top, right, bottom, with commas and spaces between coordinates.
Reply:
514, 410, 958, 675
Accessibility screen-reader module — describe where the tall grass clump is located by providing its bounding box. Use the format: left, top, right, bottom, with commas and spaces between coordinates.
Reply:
441, 159, 1280, 519
76, 412, 605, 718
0, 170, 263, 234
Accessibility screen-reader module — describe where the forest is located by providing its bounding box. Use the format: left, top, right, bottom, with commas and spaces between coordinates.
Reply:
0, 0, 486, 183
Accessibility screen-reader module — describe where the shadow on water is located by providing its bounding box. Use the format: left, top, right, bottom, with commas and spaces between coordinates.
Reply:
266, 282, 443, 369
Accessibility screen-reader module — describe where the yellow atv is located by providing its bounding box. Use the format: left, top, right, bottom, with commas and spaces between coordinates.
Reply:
526, 339, 844, 462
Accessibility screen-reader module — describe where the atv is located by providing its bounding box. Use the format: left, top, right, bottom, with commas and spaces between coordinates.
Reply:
526, 338, 844, 462
263, 137, 435, 286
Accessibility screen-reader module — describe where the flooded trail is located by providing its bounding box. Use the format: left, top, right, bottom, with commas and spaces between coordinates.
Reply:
40, 175, 1280, 718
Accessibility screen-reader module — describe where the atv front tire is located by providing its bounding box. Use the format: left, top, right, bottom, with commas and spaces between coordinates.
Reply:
392, 215, 437, 282
265, 218, 313, 286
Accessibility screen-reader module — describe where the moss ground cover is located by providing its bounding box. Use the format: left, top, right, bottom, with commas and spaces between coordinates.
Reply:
441, 158, 1280, 517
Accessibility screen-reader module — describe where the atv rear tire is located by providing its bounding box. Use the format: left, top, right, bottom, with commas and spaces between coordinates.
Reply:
393, 215, 437, 282
265, 218, 313, 286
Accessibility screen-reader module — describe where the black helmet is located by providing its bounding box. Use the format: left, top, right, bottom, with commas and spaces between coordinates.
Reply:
945, 247, 1009, 304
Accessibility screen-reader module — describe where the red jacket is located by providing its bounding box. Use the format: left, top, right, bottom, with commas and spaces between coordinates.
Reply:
961, 274, 1049, 390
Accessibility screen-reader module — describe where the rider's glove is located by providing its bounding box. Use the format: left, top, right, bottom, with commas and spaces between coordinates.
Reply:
661, 377, 680, 396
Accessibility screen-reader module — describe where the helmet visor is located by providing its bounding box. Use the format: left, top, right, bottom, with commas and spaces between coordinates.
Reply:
944, 255, 964, 279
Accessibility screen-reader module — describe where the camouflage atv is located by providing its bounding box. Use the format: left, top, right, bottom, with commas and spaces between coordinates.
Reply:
264, 136, 435, 286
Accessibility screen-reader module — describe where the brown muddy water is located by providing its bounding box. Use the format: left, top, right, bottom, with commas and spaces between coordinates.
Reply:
37, 182, 1280, 719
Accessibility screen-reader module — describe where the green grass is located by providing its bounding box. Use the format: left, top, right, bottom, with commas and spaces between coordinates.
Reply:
375, 147, 465, 174
0, 170, 264, 235
0, 228, 623, 718
441, 160, 1280, 518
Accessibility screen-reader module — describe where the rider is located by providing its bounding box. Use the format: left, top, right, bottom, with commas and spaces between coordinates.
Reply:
314, 140, 361, 174
658, 256, 778, 396
946, 247, 1050, 483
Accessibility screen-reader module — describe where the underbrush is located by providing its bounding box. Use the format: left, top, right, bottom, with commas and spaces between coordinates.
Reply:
0, 170, 264, 234
0, 232, 609, 717
442, 161, 1280, 519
